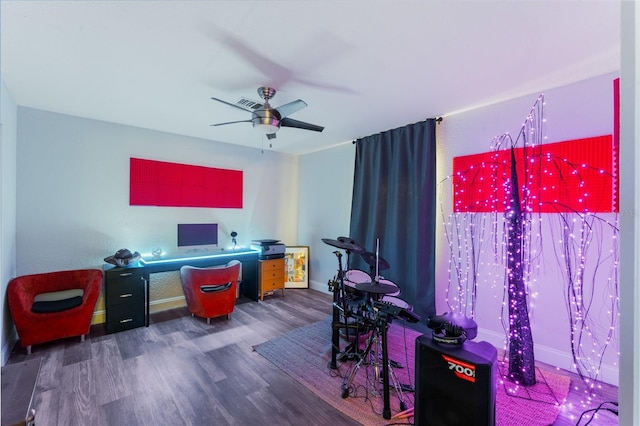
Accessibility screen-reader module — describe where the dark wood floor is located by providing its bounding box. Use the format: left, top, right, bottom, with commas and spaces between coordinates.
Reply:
3, 289, 619, 426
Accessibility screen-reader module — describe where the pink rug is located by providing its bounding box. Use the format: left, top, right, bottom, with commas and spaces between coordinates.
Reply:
496, 360, 571, 425
255, 318, 571, 425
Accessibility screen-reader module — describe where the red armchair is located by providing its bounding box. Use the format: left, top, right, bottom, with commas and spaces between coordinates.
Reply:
8, 269, 103, 354
180, 260, 240, 324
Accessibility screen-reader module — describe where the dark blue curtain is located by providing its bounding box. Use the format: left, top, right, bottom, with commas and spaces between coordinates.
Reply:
348, 119, 436, 328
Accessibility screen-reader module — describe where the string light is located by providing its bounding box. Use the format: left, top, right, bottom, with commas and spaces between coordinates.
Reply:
439, 93, 619, 398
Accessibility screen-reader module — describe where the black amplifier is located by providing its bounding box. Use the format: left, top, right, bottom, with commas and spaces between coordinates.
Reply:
414, 333, 498, 425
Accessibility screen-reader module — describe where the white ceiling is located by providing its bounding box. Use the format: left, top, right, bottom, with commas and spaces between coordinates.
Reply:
1, 1, 620, 155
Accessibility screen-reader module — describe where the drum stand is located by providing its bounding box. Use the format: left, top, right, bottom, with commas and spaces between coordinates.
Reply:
340, 309, 407, 420
328, 249, 367, 368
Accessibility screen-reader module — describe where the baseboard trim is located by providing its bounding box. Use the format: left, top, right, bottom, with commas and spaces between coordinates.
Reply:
90, 296, 189, 325
1, 328, 17, 367
91, 309, 106, 325
150, 296, 187, 313
309, 279, 331, 294
477, 327, 619, 386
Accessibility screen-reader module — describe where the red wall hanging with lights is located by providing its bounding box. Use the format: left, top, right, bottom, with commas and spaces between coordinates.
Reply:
129, 158, 243, 208
453, 78, 620, 215
452, 134, 618, 214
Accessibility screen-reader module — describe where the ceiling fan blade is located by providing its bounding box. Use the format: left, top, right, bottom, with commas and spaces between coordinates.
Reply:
211, 97, 258, 113
210, 120, 252, 127
281, 117, 324, 133
266, 133, 277, 140
275, 99, 307, 118
210, 29, 292, 90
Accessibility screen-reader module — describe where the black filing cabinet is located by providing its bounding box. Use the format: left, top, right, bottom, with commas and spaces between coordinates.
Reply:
104, 267, 149, 334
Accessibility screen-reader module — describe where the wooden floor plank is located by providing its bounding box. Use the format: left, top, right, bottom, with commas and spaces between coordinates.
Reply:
3, 288, 618, 425
88, 338, 132, 406
1, 358, 40, 426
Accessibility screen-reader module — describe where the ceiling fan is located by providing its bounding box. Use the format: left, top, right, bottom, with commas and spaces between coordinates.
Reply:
210, 86, 324, 139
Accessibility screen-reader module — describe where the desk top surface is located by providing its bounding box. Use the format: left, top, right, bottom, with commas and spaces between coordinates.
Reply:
104, 248, 260, 272
140, 248, 259, 265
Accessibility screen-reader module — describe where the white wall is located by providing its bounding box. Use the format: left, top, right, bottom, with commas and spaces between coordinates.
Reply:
437, 72, 620, 385
1, 80, 18, 366
298, 142, 355, 293
618, 1, 639, 424
16, 107, 299, 275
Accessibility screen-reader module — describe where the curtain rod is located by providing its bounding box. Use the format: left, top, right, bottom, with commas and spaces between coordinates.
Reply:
352, 116, 443, 144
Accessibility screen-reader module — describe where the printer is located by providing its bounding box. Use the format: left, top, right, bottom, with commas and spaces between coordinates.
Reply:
250, 239, 286, 259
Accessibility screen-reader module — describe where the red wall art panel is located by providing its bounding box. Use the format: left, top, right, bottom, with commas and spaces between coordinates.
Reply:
130, 158, 243, 208
452, 135, 618, 213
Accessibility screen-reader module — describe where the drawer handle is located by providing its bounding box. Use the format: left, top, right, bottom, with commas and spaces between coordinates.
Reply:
119, 293, 133, 298
119, 272, 133, 277
120, 318, 133, 323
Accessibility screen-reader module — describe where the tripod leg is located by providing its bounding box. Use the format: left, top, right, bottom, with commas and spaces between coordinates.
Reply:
336, 320, 370, 362
370, 329, 382, 397
328, 281, 340, 369
387, 364, 407, 411
381, 317, 392, 420
341, 330, 375, 398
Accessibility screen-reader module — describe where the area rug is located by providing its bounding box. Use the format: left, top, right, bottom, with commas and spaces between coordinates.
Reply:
254, 317, 571, 426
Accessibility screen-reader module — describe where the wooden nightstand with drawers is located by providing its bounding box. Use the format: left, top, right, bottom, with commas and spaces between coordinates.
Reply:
259, 257, 285, 300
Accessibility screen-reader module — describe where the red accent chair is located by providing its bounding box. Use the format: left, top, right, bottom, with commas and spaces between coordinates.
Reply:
180, 261, 240, 324
8, 269, 103, 354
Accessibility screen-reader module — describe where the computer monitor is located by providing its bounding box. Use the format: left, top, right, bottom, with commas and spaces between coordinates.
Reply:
177, 223, 218, 251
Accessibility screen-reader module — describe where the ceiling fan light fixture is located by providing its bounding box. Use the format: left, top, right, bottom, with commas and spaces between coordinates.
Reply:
252, 118, 280, 134
252, 108, 281, 134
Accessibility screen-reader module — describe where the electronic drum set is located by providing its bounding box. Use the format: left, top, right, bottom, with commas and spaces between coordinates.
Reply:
322, 236, 420, 420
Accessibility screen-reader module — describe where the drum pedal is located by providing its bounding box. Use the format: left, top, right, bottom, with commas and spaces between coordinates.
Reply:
399, 383, 415, 393
377, 377, 414, 393
389, 359, 404, 369
338, 342, 362, 362
338, 351, 360, 362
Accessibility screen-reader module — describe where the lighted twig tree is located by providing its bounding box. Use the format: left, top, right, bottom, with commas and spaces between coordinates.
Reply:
441, 94, 619, 388
503, 146, 536, 385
